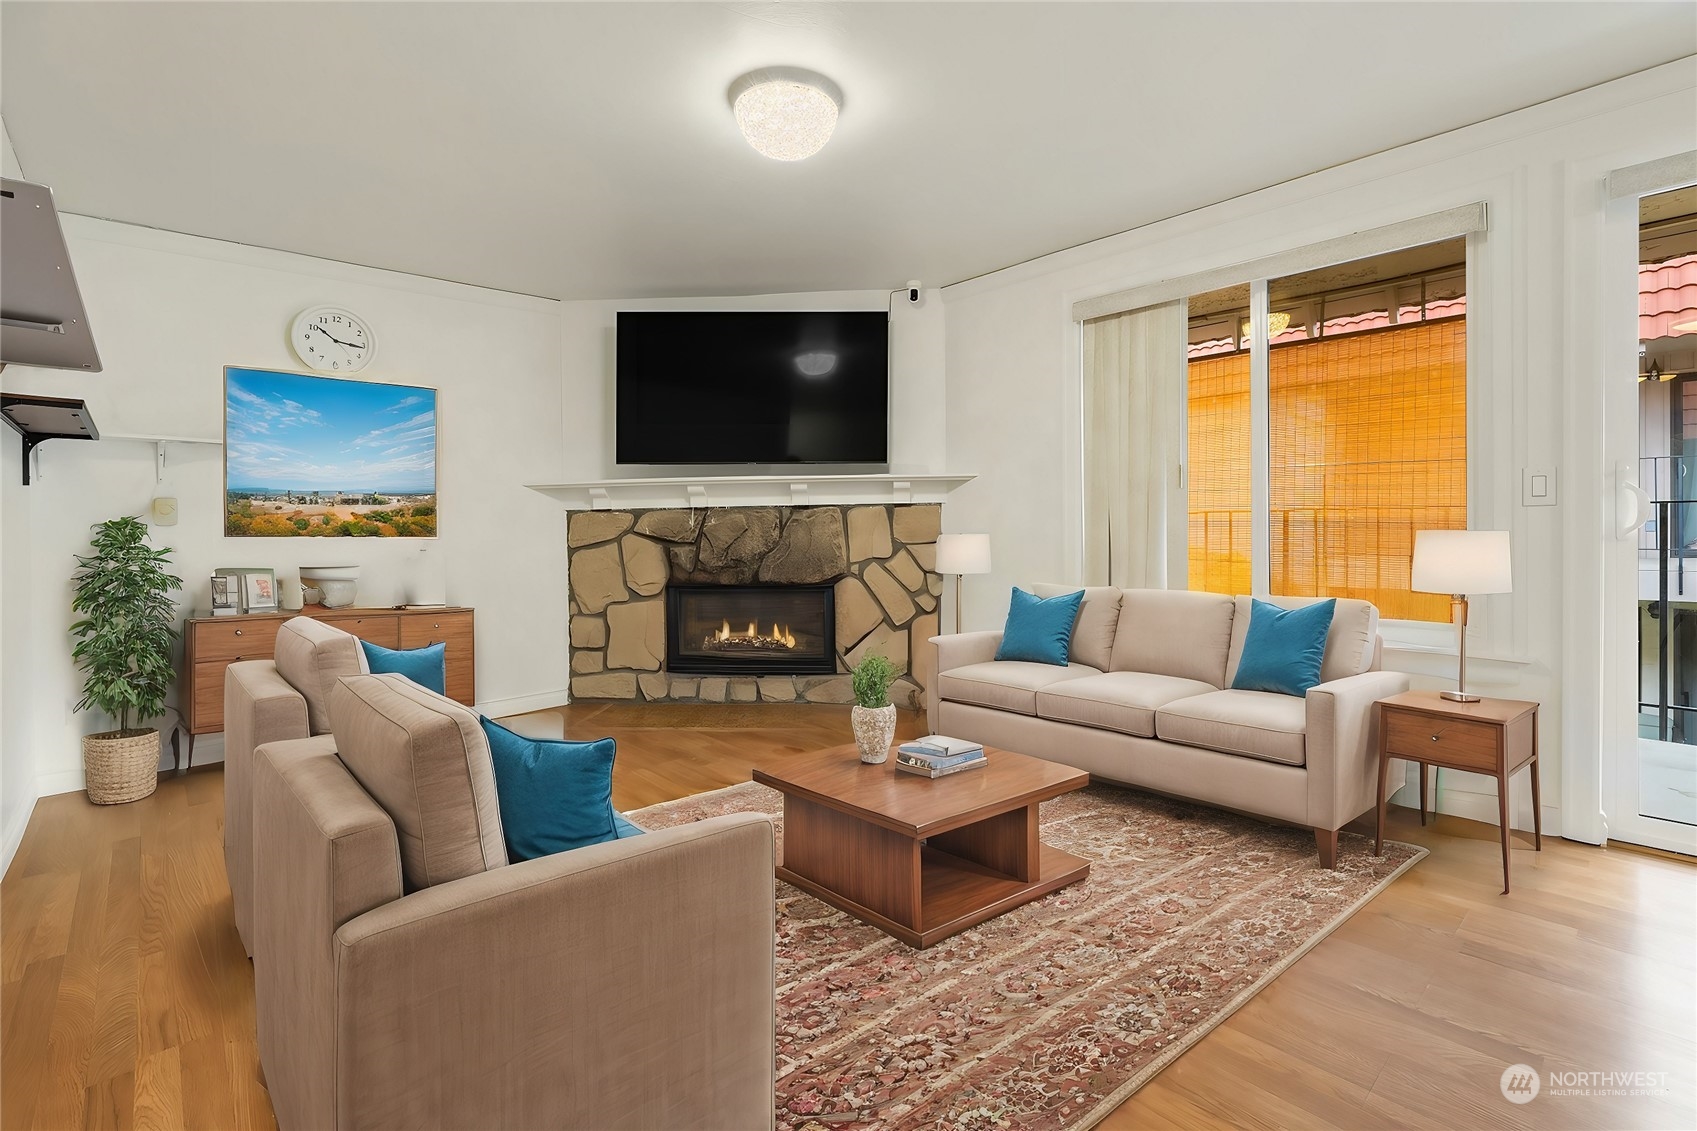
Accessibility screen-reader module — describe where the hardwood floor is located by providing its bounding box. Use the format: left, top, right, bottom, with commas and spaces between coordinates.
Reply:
3, 703, 1693, 1130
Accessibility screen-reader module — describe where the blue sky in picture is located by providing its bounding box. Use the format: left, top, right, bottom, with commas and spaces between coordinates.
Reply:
225, 367, 437, 493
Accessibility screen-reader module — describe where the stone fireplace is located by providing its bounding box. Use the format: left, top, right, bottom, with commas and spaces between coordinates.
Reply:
566, 504, 942, 707
666, 583, 836, 675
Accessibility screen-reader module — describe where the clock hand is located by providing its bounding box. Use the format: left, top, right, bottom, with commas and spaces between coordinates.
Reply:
310, 324, 363, 350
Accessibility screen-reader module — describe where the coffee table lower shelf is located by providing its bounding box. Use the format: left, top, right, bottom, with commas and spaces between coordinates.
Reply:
778, 842, 1090, 949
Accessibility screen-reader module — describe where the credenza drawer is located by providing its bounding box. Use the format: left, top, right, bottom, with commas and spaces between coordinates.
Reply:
400, 612, 476, 704
316, 614, 400, 649
192, 619, 282, 663
1384, 709, 1500, 772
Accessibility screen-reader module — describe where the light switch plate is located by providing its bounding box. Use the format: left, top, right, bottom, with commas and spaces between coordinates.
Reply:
1521, 467, 1556, 507
151, 497, 179, 526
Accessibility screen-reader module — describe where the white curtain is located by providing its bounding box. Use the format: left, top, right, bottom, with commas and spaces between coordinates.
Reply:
1082, 301, 1187, 588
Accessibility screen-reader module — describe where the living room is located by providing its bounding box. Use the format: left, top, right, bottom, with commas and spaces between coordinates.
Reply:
2, 3, 1695, 1130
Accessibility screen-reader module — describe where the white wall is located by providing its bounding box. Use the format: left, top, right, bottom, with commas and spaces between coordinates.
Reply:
1, 117, 37, 872
941, 59, 1697, 838
556, 289, 947, 480
1, 217, 567, 802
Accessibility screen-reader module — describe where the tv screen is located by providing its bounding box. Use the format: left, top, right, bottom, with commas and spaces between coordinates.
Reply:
616, 310, 889, 464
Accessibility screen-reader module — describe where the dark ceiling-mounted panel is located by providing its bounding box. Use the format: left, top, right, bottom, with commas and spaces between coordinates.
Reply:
0, 178, 102, 372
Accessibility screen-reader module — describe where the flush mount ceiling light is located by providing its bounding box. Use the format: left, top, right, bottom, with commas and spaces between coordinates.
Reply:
1241, 312, 1293, 338
728, 67, 842, 161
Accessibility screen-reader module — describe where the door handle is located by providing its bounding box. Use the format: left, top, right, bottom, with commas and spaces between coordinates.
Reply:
1617, 462, 1652, 540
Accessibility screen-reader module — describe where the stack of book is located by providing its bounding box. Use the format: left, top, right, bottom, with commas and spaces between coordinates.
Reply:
895, 735, 987, 778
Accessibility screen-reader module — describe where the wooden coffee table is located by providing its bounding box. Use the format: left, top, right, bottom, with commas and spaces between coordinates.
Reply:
753, 744, 1091, 948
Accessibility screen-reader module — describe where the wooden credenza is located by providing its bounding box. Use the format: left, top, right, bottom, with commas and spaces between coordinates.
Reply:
180, 606, 476, 766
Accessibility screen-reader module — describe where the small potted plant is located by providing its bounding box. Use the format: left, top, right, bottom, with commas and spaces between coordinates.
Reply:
70, 516, 183, 804
850, 653, 899, 764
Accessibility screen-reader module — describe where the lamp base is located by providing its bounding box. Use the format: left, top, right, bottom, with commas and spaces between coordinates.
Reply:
1439, 690, 1482, 703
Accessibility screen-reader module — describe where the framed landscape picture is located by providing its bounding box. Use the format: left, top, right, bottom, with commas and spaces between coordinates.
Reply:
224, 367, 438, 538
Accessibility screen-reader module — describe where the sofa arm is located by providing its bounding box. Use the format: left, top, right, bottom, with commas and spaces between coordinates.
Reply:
332, 813, 776, 1131
225, 660, 310, 956
928, 630, 1004, 718
1304, 670, 1412, 832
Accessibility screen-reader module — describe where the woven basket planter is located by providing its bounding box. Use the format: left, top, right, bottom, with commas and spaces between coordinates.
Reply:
82, 729, 160, 804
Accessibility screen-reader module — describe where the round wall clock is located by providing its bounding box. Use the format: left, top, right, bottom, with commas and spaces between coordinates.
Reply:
290, 305, 376, 373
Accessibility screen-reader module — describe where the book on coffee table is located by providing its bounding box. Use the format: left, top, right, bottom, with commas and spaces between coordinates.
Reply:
896, 750, 986, 778
898, 735, 985, 761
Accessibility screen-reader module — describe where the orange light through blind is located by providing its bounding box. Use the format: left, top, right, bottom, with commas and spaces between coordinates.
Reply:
1187, 351, 1252, 595
1187, 318, 1466, 621
1269, 318, 1466, 621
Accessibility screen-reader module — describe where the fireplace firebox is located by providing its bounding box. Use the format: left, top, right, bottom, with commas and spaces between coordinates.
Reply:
665, 584, 837, 676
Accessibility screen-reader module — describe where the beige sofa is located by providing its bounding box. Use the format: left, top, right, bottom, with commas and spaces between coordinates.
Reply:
928, 587, 1410, 865
252, 672, 777, 1130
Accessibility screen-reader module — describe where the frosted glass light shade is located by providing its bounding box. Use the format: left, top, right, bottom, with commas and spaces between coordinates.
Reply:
729, 68, 842, 162
936, 533, 992, 575
1411, 530, 1512, 595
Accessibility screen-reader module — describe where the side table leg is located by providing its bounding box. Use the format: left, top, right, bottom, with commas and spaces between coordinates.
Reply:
1375, 747, 1391, 856
1530, 756, 1543, 851
170, 727, 181, 774
1497, 768, 1511, 895
186, 732, 196, 772
1419, 762, 1428, 825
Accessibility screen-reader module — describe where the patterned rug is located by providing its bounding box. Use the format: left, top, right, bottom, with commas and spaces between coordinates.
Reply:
629, 780, 1426, 1131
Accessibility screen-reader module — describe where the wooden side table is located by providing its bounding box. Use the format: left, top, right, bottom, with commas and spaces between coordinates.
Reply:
1374, 690, 1540, 894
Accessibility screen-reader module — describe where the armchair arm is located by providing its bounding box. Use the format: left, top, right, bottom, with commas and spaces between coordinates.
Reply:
1304, 670, 1411, 831
928, 630, 1005, 718
332, 813, 776, 1131
225, 660, 310, 955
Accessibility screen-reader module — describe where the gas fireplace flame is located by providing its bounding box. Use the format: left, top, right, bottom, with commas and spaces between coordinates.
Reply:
705, 617, 797, 651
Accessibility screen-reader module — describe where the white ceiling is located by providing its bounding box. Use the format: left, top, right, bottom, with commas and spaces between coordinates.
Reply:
2, 2, 1692, 300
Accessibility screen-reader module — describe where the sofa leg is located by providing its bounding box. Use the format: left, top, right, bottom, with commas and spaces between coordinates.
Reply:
1314, 828, 1339, 869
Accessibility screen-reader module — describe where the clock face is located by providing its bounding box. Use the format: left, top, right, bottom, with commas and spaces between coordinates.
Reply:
290, 306, 375, 372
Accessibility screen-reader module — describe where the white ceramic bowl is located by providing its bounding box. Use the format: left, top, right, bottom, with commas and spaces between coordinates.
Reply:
300, 566, 359, 609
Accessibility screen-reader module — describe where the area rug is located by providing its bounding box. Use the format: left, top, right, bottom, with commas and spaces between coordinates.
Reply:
629, 780, 1426, 1131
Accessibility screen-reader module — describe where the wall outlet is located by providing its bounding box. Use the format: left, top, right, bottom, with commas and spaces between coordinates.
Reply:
1521, 467, 1556, 507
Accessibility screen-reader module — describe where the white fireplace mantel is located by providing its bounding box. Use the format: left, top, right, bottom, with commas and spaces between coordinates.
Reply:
525, 472, 975, 511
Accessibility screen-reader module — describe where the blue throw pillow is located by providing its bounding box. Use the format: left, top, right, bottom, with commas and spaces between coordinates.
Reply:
479, 717, 628, 861
1231, 598, 1337, 696
995, 587, 1085, 666
359, 639, 447, 696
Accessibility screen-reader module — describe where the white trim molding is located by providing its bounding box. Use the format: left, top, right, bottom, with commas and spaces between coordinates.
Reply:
526, 472, 975, 511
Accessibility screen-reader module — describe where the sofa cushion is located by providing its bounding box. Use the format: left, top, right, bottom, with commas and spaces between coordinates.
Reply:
480, 717, 621, 861
360, 638, 448, 696
1109, 589, 1237, 687
937, 660, 1102, 716
273, 616, 367, 735
995, 587, 1085, 665
1155, 689, 1308, 767
1225, 596, 1379, 687
1034, 672, 1219, 738
1032, 583, 1123, 671
330, 674, 508, 890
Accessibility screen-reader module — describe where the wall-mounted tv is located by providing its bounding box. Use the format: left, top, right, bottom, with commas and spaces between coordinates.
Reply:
616, 310, 889, 465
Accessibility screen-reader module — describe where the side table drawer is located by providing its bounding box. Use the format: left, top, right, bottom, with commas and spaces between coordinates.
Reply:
1384, 709, 1500, 771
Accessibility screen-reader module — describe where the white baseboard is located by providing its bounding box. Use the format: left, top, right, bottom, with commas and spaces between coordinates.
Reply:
1, 793, 37, 876
478, 688, 570, 719
35, 768, 84, 799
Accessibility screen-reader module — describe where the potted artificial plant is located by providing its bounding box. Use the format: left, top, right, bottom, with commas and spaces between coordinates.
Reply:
70, 516, 183, 804
850, 653, 899, 764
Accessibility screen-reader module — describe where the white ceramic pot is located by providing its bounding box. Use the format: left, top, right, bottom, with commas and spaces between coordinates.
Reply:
300, 565, 360, 608
851, 704, 898, 764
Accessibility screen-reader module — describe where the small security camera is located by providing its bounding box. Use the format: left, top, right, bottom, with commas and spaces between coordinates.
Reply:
906, 281, 922, 303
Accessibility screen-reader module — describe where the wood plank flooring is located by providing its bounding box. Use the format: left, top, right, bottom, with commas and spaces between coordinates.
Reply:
3, 703, 1693, 1130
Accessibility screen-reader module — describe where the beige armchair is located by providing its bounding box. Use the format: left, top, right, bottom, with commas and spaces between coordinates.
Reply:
223, 616, 365, 956
251, 674, 776, 1131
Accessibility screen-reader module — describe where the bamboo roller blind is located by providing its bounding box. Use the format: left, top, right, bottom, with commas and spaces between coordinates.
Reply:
1187, 318, 1467, 621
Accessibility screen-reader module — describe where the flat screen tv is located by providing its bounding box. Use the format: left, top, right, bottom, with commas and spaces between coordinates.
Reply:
616, 310, 889, 464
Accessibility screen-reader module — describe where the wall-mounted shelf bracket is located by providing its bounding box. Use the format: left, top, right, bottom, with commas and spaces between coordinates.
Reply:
1, 393, 99, 486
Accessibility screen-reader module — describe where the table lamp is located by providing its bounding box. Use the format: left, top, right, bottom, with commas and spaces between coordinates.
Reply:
935, 533, 992, 635
1411, 529, 1512, 702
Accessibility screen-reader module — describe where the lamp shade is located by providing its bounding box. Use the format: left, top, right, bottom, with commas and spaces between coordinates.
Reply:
1411, 530, 1512, 595
935, 533, 992, 575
